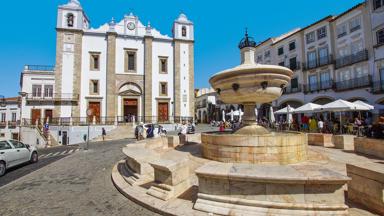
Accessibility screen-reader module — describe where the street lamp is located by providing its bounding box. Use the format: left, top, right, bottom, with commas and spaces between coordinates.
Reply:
85, 108, 93, 150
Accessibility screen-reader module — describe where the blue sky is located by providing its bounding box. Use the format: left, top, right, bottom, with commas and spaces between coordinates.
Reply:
0, 0, 363, 97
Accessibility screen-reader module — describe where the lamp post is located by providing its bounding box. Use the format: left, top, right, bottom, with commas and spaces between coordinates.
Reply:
85, 108, 93, 150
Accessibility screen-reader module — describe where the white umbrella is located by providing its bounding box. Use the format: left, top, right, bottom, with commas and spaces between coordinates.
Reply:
319, 99, 367, 112
319, 99, 368, 134
254, 107, 258, 122
222, 110, 225, 122
352, 100, 374, 110
294, 103, 321, 114
274, 106, 296, 114
269, 106, 275, 123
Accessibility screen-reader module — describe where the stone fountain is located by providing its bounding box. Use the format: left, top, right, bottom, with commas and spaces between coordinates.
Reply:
194, 31, 350, 215
202, 31, 307, 164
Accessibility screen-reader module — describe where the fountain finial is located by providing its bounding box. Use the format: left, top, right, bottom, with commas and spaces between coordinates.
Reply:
238, 28, 256, 49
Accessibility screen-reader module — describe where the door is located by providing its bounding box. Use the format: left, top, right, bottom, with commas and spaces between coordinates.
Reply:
88, 102, 101, 123
123, 99, 138, 122
31, 109, 41, 126
8, 140, 30, 164
12, 133, 19, 141
158, 102, 169, 122
44, 109, 53, 123
62, 131, 68, 145
0, 140, 18, 168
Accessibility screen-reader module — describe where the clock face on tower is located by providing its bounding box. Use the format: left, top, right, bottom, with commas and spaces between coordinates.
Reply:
127, 22, 136, 30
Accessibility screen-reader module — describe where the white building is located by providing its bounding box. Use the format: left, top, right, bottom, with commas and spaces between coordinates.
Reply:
0, 97, 20, 140
250, 2, 384, 117
20, 0, 195, 127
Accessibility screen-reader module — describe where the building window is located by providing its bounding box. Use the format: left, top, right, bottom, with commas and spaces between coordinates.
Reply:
289, 57, 297, 70
32, 85, 42, 97
160, 82, 168, 96
44, 85, 53, 98
377, 29, 384, 45
289, 41, 296, 51
337, 24, 347, 38
317, 26, 327, 40
90, 53, 100, 71
1, 113, 5, 122
349, 17, 361, 33
159, 57, 168, 73
320, 71, 331, 89
257, 55, 263, 63
90, 80, 99, 95
340, 70, 352, 81
11, 113, 16, 122
306, 31, 315, 44
67, 13, 74, 27
307, 51, 317, 68
291, 78, 298, 89
278, 47, 284, 56
351, 40, 363, 54
318, 47, 329, 65
309, 74, 318, 91
0, 134, 4, 138
278, 61, 285, 67
182, 26, 187, 37
373, 0, 384, 10
264, 50, 270, 58
125, 50, 136, 72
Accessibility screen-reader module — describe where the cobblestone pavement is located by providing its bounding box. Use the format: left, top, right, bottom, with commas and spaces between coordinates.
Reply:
0, 139, 159, 216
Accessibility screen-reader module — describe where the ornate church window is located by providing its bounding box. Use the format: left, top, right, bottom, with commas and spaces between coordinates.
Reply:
67, 13, 74, 27
182, 26, 187, 37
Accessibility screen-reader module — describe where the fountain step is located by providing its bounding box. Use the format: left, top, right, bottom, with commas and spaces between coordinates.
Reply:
194, 162, 350, 216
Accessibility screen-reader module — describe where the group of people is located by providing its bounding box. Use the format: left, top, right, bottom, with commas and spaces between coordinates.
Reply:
135, 123, 167, 140
210, 120, 242, 132
284, 114, 374, 136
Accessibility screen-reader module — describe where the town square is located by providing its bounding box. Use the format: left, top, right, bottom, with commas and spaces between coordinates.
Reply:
0, 0, 384, 215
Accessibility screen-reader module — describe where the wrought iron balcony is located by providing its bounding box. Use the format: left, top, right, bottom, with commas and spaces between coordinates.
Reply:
335, 49, 368, 69
26, 93, 79, 102
0, 121, 6, 128
7, 121, 19, 128
303, 80, 333, 93
283, 85, 302, 94
334, 75, 371, 92
24, 65, 55, 72
303, 55, 333, 70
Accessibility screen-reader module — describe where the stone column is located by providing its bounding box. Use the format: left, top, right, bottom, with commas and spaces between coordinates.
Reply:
188, 43, 195, 120
106, 32, 117, 118
174, 41, 181, 119
144, 36, 153, 122
54, 31, 64, 118
242, 103, 257, 125
71, 31, 83, 117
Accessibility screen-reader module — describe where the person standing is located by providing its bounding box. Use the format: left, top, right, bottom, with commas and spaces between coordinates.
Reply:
102, 127, 106, 141
317, 119, 324, 133
177, 121, 188, 144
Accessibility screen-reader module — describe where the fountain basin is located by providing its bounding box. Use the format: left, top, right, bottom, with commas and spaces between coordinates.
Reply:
201, 132, 307, 164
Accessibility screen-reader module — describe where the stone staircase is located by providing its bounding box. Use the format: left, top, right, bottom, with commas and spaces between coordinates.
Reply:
92, 124, 135, 141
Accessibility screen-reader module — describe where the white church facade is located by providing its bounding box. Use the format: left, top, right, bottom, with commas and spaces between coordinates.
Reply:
20, 0, 195, 126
